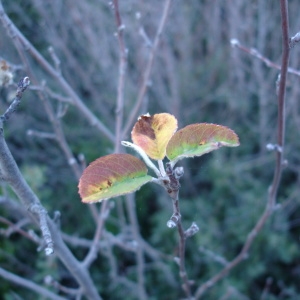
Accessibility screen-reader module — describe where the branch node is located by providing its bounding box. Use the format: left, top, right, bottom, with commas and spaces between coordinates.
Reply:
289, 32, 300, 48
266, 143, 282, 153
174, 166, 184, 179
230, 38, 240, 47
0, 76, 30, 123
184, 222, 199, 238
173, 256, 180, 265
167, 211, 181, 228
53, 211, 61, 224
167, 219, 177, 228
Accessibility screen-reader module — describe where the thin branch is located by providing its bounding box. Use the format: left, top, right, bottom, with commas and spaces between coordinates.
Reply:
125, 193, 147, 300
112, 0, 127, 153
0, 1, 114, 142
0, 77, 30, 123
272, 0, 290, 196
47, 219, 102, 300
0, 216, 35, 242
194, 1, 290, 298
27, 130, 56, 139
0, 78, 101, 299
45, 275, 83, 298
176, 220, 192, 299
230, 38, 299, 76
163, 163, 192, 299
0, 267, 67, 300
122, 0, 173, 136
0, 78, 54, 255
289, 31, 300, 48
0, 4, 101, 223
82, 201, 113, 268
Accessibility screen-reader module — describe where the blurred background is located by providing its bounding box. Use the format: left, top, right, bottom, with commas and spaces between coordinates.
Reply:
1, 0, 300, 299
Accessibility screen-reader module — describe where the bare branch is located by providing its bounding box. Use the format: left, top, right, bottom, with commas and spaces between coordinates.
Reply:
194, 1, 290, 298
231, 38, 300, 76
125, 193, 147, 300
0, 77, 30, 123
122, 0, 173, 136
289, 31, 300, 48
112, 0, 127, 153
0, 267, 66, 300
82, 201, 113, 268
0, 1, 114, 142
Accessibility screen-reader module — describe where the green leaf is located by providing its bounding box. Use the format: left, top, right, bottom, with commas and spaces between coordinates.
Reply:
131, 113, 178, 160
166, 123, 239, 164
78, 154, 152, 203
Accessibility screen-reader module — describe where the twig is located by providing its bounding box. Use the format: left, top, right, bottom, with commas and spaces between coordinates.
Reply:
0, 77, 30, 123
176, 220, 192, 298
260, 277, 273, 300
198, 246, 228, 266
82, 201, 113, 268
0, 0, 114, 142
163, 163, 192, 299
194, 1, 290, 298
125, 193, 147, 300
1, 0, 105, 224
0, 216, 34, 240
0, 79, 101, 299
27, 130, 56, 139
230, 38, 299, 76
122, 0, 173, 136
0, 267, 66, 300
47, 220, 102, 300
0, 78, 54, 255
112, 0, 127, 153
45, 275, 83, 298
289, 31, 300, 48
48, 46, 61, 74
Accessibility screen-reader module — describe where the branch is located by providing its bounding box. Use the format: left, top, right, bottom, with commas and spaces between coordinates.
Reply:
2, 4, 99, 222
0, 0, 114, 142
289, 31, 300, 48
122, 0, 173, 136
125, 193, 147, 300
0, 216, 35, 242
112, 0, 127, 153
272, 0, 290, 197
0, 79, 102, 299
0, 78, 54, 255
0, 77, 30, 122
230, 38, 299, 76
82, 201, 113, 268
164, 163, 193, 299
194, 1, 290, 298
0, 267, 66, 300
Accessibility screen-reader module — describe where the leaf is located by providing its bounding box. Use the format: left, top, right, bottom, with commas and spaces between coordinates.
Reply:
166, 123, 240, 163
131, 113, 178, 160
78, 153, 152, 203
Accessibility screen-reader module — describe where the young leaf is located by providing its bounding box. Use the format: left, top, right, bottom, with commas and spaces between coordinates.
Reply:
131, 113, 178, 160
166, 123, 239, 164
78, 154, 152, 203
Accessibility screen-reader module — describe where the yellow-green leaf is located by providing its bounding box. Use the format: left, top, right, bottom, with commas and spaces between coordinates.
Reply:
166, 123, 239, 163
131, 113, 178, 160
78, 154, 152, 203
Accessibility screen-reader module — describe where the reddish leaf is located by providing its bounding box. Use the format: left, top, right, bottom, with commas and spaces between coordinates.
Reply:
131, 113, 178, 160
78, 154, 152, 203
166, 123, 239, 163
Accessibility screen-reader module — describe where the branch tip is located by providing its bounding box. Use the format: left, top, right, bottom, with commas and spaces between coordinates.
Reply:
230, 38, 240, 47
